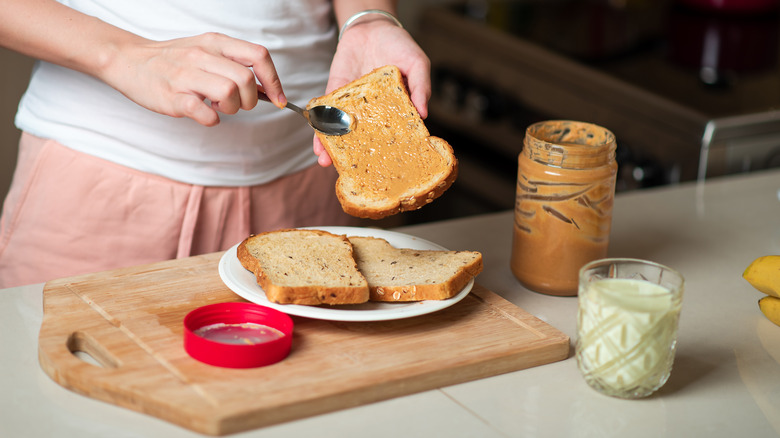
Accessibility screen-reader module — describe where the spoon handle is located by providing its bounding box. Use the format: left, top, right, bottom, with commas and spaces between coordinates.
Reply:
284, 101, 307, 117
256, 89, 273, 103
257, 89, 307, 118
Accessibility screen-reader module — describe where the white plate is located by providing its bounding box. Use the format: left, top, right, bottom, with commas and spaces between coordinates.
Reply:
218, 226, 473, 321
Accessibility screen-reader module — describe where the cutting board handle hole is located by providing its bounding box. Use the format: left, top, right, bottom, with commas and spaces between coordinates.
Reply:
67, 332, 120, 369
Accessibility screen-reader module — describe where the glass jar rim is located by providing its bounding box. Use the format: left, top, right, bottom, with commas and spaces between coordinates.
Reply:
525, 120, 616, 152
579, 257, 685, 294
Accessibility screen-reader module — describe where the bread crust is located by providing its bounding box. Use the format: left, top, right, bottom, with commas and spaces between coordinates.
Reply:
348, 236, 483, 302
309, 65, 458, 220
237, 229, 369, 306
236, 229, 482, 306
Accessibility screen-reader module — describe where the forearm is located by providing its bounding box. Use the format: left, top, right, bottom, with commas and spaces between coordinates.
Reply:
1, 0, 143, 82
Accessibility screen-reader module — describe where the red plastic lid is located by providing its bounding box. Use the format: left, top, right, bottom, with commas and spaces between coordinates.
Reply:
183, 302, 294, 368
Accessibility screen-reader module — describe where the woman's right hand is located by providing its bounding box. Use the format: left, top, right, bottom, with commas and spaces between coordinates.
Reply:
2, 0, 285, 126
102, 32, 286, 126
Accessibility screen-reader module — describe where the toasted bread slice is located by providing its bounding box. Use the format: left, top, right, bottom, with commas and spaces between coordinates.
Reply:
348, 236, 483, 302
308, 65, 457, 219
237, 229, 369, 305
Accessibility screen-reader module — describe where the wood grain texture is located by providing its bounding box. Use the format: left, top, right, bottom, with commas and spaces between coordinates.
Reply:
38, 252, 569, 435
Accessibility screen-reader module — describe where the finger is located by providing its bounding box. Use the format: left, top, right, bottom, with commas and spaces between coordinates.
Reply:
410, 89, 429, 119
171, 93, 220, 126
198, 56, 258, 111
254, 66, 285, 109
317, 152, 333, 167
313, 136, 332, 167
404, 64, 431, 119
313, 136, 325, 155
217, 39, 286, 108
187, 68, 243, 115
207, 81, 242, 115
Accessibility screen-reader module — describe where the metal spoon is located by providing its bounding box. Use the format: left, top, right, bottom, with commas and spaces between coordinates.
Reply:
257, 90, 352, 136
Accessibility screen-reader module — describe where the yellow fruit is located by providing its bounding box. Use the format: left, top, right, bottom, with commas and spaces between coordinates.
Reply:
759, 296, 780, 327
743, 255, 780, 298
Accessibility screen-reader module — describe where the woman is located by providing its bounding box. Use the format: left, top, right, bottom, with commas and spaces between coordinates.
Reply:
0, 0, 431, 287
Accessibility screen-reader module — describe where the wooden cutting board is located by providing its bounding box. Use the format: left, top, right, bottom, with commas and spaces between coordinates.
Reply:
38, 251, 569, 436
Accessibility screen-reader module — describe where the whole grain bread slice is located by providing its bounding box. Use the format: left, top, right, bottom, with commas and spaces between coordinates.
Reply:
237, 229, 369, 305
348, 236, 483, 302
308, 65, 457, 219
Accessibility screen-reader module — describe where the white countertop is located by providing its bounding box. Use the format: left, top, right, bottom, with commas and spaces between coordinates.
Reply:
3, 169, 780, 437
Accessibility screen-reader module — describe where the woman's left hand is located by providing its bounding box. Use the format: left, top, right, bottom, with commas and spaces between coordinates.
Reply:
313, 18, 431, 167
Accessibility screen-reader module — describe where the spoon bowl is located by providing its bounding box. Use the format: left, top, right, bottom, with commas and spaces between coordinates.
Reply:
257, 90, 352, 136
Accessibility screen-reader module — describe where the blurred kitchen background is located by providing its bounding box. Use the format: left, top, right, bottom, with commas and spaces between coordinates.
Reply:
3, 0, 780, 227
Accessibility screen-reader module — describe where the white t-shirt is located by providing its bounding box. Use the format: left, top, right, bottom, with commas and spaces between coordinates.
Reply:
15, 0, 336, 186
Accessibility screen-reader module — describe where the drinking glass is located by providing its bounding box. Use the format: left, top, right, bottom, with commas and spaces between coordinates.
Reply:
576, 258, 684, 399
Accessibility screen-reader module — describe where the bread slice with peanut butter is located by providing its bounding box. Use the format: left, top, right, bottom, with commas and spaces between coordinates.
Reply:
308, 65, 457, 220
237, 229, 369, 305
348, 236, 483, 302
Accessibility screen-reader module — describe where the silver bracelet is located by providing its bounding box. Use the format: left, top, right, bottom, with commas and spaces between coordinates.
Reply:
338, 9, 404, 41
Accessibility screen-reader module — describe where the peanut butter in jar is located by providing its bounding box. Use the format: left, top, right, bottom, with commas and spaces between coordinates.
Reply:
510, 121, 618, 296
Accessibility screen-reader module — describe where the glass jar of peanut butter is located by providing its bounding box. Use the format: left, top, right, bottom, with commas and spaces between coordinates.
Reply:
510, 120, 618, 296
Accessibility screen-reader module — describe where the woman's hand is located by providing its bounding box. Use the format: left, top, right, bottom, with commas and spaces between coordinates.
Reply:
1, 0, 285, 127
103, 32, 286, 127
313, 17, 431, 167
